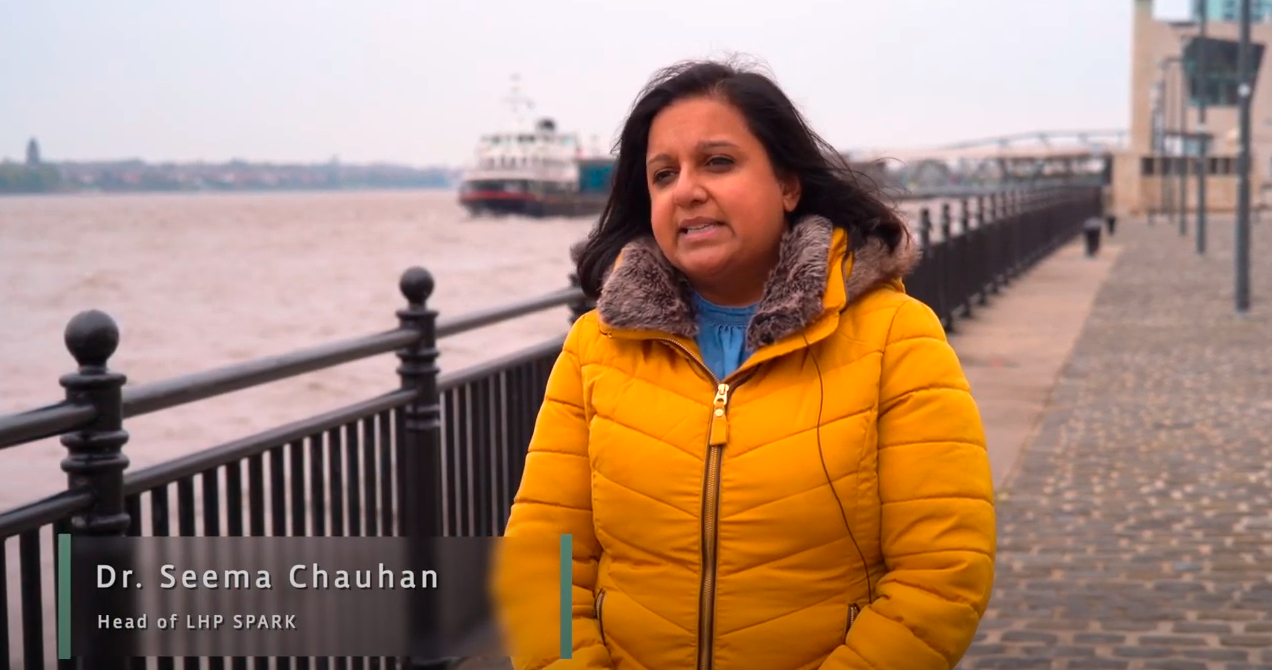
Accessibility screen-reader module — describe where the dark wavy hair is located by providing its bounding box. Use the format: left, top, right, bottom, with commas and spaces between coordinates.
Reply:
573, 57, 909, 299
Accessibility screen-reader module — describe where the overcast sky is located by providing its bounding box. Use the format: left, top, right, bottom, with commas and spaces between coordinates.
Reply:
2, 1, 1200, 166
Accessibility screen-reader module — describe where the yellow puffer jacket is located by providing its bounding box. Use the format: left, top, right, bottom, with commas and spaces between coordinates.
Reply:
495, 216, 996, 670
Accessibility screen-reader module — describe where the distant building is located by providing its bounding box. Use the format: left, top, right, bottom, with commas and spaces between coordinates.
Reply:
1198, 0, 1272, 22
1111, 0, 1272, 215
25, 138, 40, 166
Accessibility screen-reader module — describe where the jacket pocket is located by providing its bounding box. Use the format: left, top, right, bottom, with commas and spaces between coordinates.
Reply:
594, 589, 608, 645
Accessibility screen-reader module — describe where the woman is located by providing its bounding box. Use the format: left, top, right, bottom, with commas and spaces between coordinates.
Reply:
493, 58, 996, 670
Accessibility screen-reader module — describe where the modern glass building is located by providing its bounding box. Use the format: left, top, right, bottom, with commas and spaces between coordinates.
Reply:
1198, 0, 1272, 22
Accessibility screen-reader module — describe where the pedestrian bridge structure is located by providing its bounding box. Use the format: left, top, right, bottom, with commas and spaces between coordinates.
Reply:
849, 129, 1126, 192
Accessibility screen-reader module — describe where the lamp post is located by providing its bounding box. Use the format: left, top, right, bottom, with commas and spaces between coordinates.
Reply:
1159, 57, 1183, 224
1236, 0, 1253, 312
1151, 80, 1164, 224
1196, 0, 1209, 253
1178, 48, 1189, 237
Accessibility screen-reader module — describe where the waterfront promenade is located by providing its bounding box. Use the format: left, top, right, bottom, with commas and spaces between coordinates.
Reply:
960, 216, 1272, 668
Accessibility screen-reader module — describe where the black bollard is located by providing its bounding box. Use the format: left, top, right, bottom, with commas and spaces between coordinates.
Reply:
1083, 217, 1103, 257
1106, 214, 1117, 236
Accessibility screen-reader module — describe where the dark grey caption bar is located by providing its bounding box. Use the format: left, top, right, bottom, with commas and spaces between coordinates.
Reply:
71, 536, 496, 658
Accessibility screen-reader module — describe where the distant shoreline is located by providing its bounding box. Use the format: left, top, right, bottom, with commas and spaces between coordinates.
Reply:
0, 185, 460, 198
0, 157, 462, 196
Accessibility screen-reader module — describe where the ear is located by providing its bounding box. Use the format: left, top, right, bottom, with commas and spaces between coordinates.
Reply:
780, 173, 801, 213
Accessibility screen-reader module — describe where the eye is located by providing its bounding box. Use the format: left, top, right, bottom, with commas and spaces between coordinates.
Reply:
651, 169, 675, 186
706, 155, 734, 168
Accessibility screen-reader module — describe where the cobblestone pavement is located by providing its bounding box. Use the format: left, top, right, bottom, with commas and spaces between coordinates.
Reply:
959, 217, 1272, 669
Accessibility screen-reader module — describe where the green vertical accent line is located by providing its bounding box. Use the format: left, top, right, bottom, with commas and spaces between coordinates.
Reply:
58, 533, 71, 660
559, 533, 572, 660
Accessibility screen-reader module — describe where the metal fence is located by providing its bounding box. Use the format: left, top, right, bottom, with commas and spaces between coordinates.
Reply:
905, 186, 1101, 331
0, 184, 1100, 670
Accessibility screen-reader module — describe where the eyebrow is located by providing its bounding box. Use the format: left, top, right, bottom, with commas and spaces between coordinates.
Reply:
646, 140, 741, 167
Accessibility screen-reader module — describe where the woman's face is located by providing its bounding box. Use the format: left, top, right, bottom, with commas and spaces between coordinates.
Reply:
645, 96, 800, 306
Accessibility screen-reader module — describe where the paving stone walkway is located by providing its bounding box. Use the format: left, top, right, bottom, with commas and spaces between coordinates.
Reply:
959, 216, 1272, 670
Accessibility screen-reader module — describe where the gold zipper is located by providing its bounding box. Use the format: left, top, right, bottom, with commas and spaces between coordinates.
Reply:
848, 603, 859, 632
594, 589, 607, 645
699, 394, 726, 670
708, 383, 729, 445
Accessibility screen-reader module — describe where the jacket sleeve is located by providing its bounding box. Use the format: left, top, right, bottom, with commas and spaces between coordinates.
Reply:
490, 318, 614, 670
819, 298, 997, 670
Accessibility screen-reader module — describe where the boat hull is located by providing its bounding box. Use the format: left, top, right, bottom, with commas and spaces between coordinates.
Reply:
459, 191, 607, 219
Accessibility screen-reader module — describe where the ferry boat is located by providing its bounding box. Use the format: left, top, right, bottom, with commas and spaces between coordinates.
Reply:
458, 79, 613, 218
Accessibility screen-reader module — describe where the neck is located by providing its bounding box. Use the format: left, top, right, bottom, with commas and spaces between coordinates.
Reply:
693, 284, 762, 307
691, 268, 770, 307
690, 247, 780, 307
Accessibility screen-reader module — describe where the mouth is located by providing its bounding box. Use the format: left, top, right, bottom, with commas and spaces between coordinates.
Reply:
679, 217, 724, 235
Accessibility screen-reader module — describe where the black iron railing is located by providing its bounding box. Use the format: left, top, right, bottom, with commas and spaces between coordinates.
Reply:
905, 187, 1101, 331
0, 184, 1100, 670
0, 269, 576, 670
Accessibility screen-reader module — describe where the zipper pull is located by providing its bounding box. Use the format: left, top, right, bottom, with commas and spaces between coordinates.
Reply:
708, 383, 730, 446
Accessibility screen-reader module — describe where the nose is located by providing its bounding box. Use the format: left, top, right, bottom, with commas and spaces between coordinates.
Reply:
670, 166, 707, 208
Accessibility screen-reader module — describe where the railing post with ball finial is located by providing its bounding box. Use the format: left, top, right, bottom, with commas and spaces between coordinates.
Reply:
394, 267, 447, 666
60, 309, 137, 664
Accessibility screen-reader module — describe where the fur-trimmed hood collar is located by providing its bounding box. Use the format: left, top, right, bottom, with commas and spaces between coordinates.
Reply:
594, 215, 920, 351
